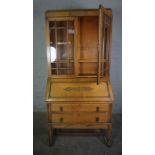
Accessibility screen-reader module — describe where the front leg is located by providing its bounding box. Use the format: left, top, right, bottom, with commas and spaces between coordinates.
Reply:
104, 126, 112, 147
48, 124, 53, 146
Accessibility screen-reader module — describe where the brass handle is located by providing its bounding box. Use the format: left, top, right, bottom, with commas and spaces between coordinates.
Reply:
96, 107, 100, 112
60, 117, 63, 123
60, 106, 63, 112
96, 117, 99, 122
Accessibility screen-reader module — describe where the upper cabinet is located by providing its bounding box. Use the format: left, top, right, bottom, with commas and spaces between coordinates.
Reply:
45, 5, 112, 83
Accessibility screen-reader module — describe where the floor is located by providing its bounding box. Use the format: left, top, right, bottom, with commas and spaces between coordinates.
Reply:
33, 112, 122, 155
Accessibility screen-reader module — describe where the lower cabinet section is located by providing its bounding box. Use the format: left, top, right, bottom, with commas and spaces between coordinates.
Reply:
47, 102, 113, 146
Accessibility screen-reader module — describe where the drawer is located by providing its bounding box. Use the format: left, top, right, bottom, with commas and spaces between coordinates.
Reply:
49, 103, 110, 112
50, 113, 109, 123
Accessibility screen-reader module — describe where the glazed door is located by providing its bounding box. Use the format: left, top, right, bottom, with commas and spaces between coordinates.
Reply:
97, 5, 112, 84
47, 18, 76, 77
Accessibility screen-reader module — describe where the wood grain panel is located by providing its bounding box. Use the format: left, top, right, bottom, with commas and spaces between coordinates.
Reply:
80, 16, 98, 58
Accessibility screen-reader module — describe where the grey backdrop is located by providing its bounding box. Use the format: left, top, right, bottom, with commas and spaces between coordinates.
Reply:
33, 0, 122, 113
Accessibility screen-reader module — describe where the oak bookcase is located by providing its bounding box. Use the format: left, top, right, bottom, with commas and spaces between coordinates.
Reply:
45, 5, 114, 146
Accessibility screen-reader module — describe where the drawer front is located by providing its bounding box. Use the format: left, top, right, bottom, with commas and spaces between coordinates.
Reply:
49, 103, 110, 112
50, 113, 109, 123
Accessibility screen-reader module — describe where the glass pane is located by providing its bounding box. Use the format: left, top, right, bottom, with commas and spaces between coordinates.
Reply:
57, 28, 67, 42
57, 45, 68, 60
56, 21, 66, 28
67, 21, 74, 59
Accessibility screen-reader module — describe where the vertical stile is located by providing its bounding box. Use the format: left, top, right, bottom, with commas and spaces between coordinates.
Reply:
109, 16, 113, 77
97, 5, 104, 84
106, 16, 110, 79
66, 21, 69, 75
105, 17, 109, 79
74, 18, 78, 76
107, 17, 110, 78
104, 16, 110, 79
55, 21, 58, 75
77, 17, 80, 76
102, 13, 105, 78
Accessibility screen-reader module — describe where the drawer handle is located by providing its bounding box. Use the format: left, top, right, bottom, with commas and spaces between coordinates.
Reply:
96, 117, 99, 122
96, 107, 100, 112
60, 107, 63, 112
60, 117, 63, 123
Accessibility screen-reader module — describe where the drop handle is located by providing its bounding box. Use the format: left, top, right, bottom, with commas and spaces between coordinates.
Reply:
96, 107, 100, 112
96, 117, 99, 122
60, 106, 63, 112
60, 118, 63, 123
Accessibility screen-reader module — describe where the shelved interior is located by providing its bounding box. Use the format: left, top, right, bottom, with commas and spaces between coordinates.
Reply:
78, 16, 98, 76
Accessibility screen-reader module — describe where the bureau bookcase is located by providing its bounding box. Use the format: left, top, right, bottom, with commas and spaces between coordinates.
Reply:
45, 5, 114, 146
